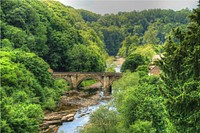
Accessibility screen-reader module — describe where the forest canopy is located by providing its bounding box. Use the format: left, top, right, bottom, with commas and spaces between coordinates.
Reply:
0, 0, 198, 132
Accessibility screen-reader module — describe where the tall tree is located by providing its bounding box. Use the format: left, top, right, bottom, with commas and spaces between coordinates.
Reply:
143, 23, 160, 44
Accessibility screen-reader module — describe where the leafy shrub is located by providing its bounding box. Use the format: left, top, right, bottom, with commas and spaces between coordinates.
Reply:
121, 54, 146, 72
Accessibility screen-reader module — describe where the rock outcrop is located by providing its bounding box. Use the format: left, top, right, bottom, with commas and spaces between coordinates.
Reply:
40, 89, 101, 133
40, 110, 77, 133
61, 114, 75, 122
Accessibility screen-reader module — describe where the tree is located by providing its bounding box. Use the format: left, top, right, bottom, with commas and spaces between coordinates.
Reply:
143, 23, 160, 44
14, 51, 53, 87
121, 54, 146, 72
113, 71, 177, 133
100, 26, 125, 55
1, 38, 13, 49
78, 9, 101, 22
0, 50, 68, 132
133, 24, 144, 35
118, 35, 140, 57
129, 120, 156, 133
68, 44, 105, 72
157, 2, 200, 132
81, 106, 118, 133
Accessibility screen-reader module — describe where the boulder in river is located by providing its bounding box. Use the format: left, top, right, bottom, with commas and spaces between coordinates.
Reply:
61, 113, 75, 122
44, 125, 57, 133
46, 120, 62, 125
44, 114, 62, 121
80, 113, 86, 117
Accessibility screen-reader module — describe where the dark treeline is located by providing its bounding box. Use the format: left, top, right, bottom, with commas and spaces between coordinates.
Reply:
80, 8, 191, 55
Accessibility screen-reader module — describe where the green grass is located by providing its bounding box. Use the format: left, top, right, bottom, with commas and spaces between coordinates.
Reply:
80, 79, 97, 87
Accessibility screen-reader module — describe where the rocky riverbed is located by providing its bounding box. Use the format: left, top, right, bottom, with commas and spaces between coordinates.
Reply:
39, 88, 102, 133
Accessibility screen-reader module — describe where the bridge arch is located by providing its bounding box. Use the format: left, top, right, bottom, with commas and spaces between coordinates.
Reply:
63, 76, 73, 88
76, 76, 103, 89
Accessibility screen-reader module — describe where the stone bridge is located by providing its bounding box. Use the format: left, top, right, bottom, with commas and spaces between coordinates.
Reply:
53, 72, 122, 95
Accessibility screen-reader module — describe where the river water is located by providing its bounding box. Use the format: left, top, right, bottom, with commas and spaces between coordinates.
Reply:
57, 99, 109, 133
114, 65, 121, 73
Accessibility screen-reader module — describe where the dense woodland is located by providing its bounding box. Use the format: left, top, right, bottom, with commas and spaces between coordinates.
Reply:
0, 0, 199, 132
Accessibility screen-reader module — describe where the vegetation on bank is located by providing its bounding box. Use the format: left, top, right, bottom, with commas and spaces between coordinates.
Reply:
0, 50, 68, 132
81, 2, 200, 133
0, 0, 199, 132
80, 79, 97, 88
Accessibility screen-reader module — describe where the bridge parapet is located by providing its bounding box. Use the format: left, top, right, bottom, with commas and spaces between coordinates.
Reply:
53, 72, 122, 76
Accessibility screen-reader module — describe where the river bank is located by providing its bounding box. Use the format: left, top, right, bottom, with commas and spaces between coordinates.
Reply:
57, 99, 110, 133
40, 85, 103, 133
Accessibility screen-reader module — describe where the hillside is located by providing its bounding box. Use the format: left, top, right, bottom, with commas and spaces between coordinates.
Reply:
1, 0, 198, 132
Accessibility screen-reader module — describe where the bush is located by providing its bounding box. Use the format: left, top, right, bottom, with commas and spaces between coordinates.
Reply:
81, 106, 118, 133
130, 120, 156, 133
121, 54, 146, 72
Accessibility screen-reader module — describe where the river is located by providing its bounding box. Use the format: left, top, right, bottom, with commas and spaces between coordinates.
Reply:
57, 97, 110, 133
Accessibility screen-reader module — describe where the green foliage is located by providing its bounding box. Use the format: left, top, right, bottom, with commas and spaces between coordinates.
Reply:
105, 67, 116, 72
68, 44, 106, 72
54, 79, 70, 93
118, 36, 157, 62
1, 38, 13, 48
45, 28, 82, 71
0, 120, 12, 133
78, 9, 101, 22
14, 51, 53, 87
0, 50, 68, 132
90, 9, 191, 56
143, 23, 160, 44
157, 4, 200, 132
81, 106, 118, 133
1, 0, 191, 72
1, 0, 106, 72
129, 120, 156, 133
76, 22, 108, 60
113, 71, 177, 133
0, 1, 197, 133
100, 26, 125, 55
121, 54, 146, 72
80, 79, 97, 87
132, 44, 157, 62
1, 90, 43, 133
118, 34, 140, 57
135, 65, 149, 77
